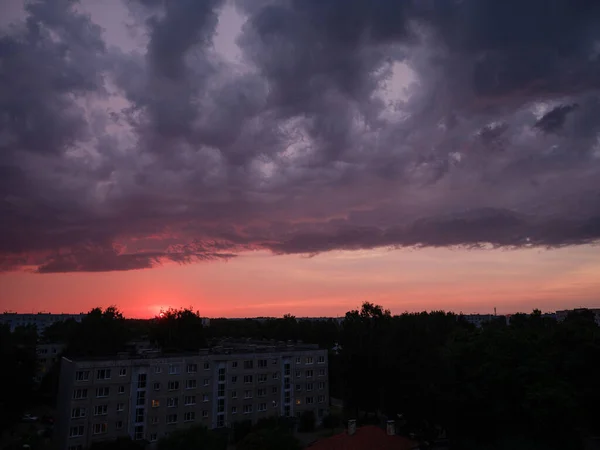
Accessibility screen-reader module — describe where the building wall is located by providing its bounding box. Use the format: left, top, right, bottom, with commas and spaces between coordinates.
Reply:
1, 313, 85, 332
56, 348, 329, 450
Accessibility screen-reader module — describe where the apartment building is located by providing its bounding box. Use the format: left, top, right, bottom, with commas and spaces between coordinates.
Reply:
56, 343, 329, 450
1, 312, 85, 332
36, 342, 66, 383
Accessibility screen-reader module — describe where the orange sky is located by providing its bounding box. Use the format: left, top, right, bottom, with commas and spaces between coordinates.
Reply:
1, 246, 599, 318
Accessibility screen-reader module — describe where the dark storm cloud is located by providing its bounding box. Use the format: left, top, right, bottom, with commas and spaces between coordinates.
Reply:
2, 0, 600, 272
534, 104, 580, 133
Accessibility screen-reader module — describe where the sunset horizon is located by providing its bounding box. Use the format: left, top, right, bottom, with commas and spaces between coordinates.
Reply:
2, 0, 600, 319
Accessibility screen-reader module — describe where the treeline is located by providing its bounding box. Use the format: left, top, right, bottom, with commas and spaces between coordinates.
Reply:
6, 304, 600, 449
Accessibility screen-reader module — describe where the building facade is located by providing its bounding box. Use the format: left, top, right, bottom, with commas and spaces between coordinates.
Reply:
56, 344, 329, 450
1, 312, 85, 332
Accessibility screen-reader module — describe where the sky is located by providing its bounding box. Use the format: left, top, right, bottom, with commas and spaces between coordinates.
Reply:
1, 0, 600, 318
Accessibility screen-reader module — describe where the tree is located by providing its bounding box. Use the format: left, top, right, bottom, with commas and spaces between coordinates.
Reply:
298, 410, 316, 432
156, 425, 226, 450
0, 324, 37, 433
237, 428, 302, 450
90, 437, 146, 450
150, 307, 206, 352
64, 306, 131, 357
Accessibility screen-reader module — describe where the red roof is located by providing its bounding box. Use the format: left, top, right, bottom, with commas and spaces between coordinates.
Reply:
309, 425, 418, 450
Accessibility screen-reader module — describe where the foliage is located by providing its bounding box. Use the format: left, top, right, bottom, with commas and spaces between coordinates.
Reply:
0, 324, 37, 433
322, 413, 341, 430
150, 307, 207, 352
156, 424, 227, 450
298, 410, 316, 432
63, 306, 132, 357
236, 428, 302, 450
89, 437, 146, 450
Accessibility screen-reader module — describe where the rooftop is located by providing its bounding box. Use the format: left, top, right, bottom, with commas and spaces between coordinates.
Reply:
309, 426, 418, 450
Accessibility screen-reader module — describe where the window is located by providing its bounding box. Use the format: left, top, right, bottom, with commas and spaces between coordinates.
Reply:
231, 361, 238, 368
96, 387, 109, 398
295, 357, 301, 364
258, 388, 266, 397
94, 405, 108, 416
135, 409, 144, 423
258, 403, 266, 412
187, 363, 198, 373
244, 390, 252, 399
152, 400, 160, 408
231, 406, 237, 414
231, 376, 237, 384
203, 378, 209, 386
318, 355, 325, 364
154, 366, 162, 374
75, 371, 89, 381
168, 381, 180, 391
117, 403, 124, 411
218, 399, 225, 413
168, 364, 180, 375
73, 389, 88, 399
284, 380, 290, 390
217, 415, 225, 428
296, 384, 302, 392
204, 362, 210, 370
306, 396, 314, 404
318, 395, 325, 403
71, 407, 86, 419
116, 421, 123, 430
306, 357, 314, 364
184, 411, 195, 422
137, 374, 147, 389
284, 364, 290, 376
243, 405, 253, 414
306, 370, 313, 378
93, 423, 107, 435
97, 369, 111, 380
184, 395, 196, 405
119, 368, 127, 376
272, 387, 278, 395
284, 391, 291, 402
243, 360, 253, 370
134, 425, 144, 440
306, 383, 313, 391
69, 425, 84, 437
203, 394, 209, 402
258, 374, 267, 383
154, 382, 161, 391
318, 382, 325, 390
136, 391, 146, 406
258, 359, 267, 368
150, 433, 157, 442
202, 410, 208, 418
167, 397, 178, 408
272, 372, 279, 380
167, 414, 177, 424
243, 375, 253, 384
218, 368, 225, 382
118, 385, 125, 395
231, 390, 237, 399
218, 384, 225, 397
272, 358, 278, 365
296, 371, 302, 378
186, 379, 197, 389
151, 417, 159, 424
318, 369, 325, 377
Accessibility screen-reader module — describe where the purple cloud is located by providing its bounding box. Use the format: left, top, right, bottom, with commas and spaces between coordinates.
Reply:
2, 0, 600, 273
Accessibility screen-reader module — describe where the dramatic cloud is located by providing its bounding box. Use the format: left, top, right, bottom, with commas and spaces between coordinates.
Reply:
2, 0, 600, 272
